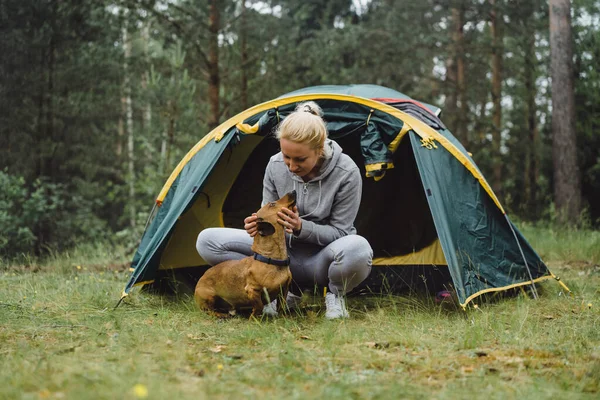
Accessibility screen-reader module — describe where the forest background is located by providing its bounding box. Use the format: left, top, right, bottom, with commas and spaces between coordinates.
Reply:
1, 0, 599, 260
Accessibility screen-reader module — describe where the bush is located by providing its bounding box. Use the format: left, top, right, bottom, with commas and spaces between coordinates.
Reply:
0, 170, 109, 258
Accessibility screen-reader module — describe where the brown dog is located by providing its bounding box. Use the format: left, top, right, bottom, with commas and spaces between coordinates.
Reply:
194, 191, 296, 318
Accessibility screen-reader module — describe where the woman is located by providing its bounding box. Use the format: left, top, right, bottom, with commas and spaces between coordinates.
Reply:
196, 102, 373, 319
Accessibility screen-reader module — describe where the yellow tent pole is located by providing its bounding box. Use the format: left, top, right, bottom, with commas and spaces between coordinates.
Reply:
154, 94, 504, 213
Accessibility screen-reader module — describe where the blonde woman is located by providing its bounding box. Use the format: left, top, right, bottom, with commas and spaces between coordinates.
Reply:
196, 102, 373, 319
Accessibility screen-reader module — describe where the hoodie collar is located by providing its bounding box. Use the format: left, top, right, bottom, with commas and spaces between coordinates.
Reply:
287, 139, 342, 183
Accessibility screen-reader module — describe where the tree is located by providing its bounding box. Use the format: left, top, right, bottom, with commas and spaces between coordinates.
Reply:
573, 0, 600, 224
207, 0, 220, 129
549, 0, 582, 224
0, 0, 124, 254
239, 0, 249, 110
489, 0, 504, 197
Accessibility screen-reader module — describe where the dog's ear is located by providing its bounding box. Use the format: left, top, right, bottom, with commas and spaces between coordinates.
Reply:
256, 222, 276, 236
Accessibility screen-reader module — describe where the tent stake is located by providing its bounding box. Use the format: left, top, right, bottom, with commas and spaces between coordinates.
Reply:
504, 215, 539, 299
114, 293, 128, 309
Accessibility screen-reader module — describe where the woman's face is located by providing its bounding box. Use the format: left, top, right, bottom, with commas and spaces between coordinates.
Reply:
280, 138, 321, 178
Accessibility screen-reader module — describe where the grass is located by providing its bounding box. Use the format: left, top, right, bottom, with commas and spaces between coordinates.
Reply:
1, 228, 599, 400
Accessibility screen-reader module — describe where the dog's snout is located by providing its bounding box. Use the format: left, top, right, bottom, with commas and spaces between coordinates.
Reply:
288, 190, 297, 206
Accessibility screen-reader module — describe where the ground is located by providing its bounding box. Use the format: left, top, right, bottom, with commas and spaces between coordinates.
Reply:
1, 257, 598, 399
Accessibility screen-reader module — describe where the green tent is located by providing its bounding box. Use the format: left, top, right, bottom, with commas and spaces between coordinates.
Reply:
121, 84, 567, 308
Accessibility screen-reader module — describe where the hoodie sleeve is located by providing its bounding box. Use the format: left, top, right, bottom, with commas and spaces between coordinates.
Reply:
262, 158, 279, 206
295, 166, 362, 246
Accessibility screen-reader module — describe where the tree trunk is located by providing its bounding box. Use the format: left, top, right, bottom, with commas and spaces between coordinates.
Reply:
165, 110, 175, 175
490, 0, 504, 198
36, 46, 46, 179
549, 0, 581, 224
117, 113, 124, 158
160, 128, 167, 175
444, 53, 457, 133
46, 25, 56, 181
141, 22, 152, 156
34, 0, 59, 254
454, 4, 467, 147
444, 6, 460, 138
207, 0, 220, 129
123, 21, 136, 228
240, 0, 248, 110
524, 30, 539, 218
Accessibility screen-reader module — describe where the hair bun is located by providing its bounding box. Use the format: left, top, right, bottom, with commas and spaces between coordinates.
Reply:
295, 101, 323, 117
302, 104, 317, 115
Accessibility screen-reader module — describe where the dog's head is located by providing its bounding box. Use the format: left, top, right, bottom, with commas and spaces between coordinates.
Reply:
255, 191, 297, 236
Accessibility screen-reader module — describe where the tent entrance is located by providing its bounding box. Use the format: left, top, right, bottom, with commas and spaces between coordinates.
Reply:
223, 133, 440, 263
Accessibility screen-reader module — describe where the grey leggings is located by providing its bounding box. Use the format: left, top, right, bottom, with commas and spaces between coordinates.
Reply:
196, 228, 373, 295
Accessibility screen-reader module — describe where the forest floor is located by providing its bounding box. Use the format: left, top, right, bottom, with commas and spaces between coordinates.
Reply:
1, 225, 599, 399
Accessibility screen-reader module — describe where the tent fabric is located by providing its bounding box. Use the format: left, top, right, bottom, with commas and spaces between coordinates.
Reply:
122, 84, 556, 308
125, 138, 235, 293
409, 132, 549, 304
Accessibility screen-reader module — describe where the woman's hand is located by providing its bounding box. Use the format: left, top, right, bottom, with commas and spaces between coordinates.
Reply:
278, 205, 302, 235
244, 213, 258, 237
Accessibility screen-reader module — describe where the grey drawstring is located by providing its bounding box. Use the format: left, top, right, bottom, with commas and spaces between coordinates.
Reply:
289, 180, 322, 248
300, 180, 322, 219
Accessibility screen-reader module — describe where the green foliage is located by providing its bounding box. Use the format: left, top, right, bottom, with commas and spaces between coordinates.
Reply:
0, 170, 109, 259
1, 0, 600, 257
0, 172, 36, 255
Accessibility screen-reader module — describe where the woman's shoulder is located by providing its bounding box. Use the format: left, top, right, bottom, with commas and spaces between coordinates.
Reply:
267, 152, 284, 164
336, 152, 360, 173
265, 152, 286, 172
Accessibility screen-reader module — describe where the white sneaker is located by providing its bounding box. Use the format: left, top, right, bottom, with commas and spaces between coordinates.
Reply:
262, 292, 302, 316
286, 292, 302, 310
262, 300, 278, 316
325, 292, 349, 319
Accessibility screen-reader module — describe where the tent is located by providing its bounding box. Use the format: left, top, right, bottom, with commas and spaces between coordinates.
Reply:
120, 84, 569, 309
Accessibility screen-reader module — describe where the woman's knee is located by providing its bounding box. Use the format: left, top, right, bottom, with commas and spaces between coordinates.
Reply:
196, 228, 253, 265
327, 235, 372, 293
331, 235, 373, 264
195, 228, 218, 256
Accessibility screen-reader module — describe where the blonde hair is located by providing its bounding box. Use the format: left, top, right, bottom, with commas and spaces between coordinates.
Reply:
276, 101, 332, 158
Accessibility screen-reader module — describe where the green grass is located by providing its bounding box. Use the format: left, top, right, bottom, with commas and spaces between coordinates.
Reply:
519, 222, 600, 266
1, 230, 599, 400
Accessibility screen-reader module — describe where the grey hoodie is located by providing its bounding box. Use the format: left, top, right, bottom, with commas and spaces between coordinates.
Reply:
262, 139, 362, 247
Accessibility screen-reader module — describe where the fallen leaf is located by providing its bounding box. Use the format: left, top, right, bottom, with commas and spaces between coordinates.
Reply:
365, 341, 390, 349
209, 345, 226, 353
187, 333, 205, 340
497, 356, 525, 364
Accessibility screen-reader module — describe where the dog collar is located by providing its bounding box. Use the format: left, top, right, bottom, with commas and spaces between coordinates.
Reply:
253, 253, 290, 267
